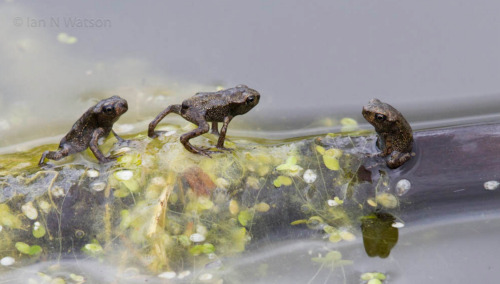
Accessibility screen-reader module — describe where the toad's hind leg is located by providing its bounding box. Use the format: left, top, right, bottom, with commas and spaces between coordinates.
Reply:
179, 110, 216, 157
148, 104, 182, 138
180, 123, 213, 157
38, 145, 71, 166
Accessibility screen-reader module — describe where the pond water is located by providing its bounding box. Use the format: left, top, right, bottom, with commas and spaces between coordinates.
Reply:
1, 1, 500, 284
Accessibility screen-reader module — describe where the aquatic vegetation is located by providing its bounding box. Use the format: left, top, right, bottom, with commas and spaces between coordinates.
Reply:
361, 272, 387, 284
0, 121, 404, 281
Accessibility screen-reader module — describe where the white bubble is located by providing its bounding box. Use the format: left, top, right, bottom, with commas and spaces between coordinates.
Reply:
198, 273, 213, 281
189, 233, 205, 243
22, 202, 38, 220
177, 271, 191, 279
303, 169, 317, 184
51, 186, 65, 197
158, 271, 176, 279
1, 257, 15, 266
115, 170, 134, 181
86, 169, 100, 178
392, 222, 405, 228
396, 179, 411, 196
92, 182, 106, 192
327, 199, 339, 207
484, 181, 500, 191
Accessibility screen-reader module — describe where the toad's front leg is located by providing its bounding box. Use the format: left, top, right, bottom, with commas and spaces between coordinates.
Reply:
90, 128, 115, 163
216, 116, 234, 151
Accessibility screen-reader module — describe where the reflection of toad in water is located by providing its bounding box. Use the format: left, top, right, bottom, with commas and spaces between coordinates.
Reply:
361, 211, 399, 258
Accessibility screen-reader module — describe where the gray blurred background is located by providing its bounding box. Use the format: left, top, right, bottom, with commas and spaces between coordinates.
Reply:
1, 0, 500, 147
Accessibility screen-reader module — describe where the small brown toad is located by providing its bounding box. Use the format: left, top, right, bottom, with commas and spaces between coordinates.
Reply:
148, 84, 260, 157
39, 96, 128, 166
362, 98, 413, 169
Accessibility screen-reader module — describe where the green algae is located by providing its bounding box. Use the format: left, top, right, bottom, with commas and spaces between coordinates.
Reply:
0, 123, 402, 279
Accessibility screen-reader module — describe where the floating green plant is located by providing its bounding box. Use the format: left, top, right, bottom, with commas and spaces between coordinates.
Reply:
15, 242, 42, 256
0, 125, 401, 279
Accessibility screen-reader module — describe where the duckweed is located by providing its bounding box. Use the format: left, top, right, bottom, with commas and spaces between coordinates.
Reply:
254, 202, 270, 212
21, 202, 38, 220
238, 209, 254, 227
57, 32, 78, 44
229, 199, 240, 215
82, 240, 103, 256
32, 221, 46, 238
15, 242, 42, 255
69, 273, 85, 283
0, 125, 402, 278
311, 250, 353, 267
316, 145, 343, 171
361, 272, 387, 284
327, 197, 343, 206
0, 204, 22, 229
340, 117, 359, 132
273, 175, 293, 187
376, 193, 399, 209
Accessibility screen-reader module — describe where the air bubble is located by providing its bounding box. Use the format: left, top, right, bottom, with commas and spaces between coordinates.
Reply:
189, 233, 206, 243
303, 169, 317, 184
392, 222, 405, 228
158, 271, 176, 279
484, 181, 499, 191
396, 179, 411, 196
1, 257, 15, 266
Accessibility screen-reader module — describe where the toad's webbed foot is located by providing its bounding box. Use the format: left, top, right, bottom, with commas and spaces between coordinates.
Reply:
190, 147, 217, 158
386, 151, 412, 169
148, 131, 162, 139
97, 156, 117, 164
195, 146, 229, 157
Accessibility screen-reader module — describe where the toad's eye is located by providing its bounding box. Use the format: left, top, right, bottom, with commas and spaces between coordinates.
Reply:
375, 113, 386, 122
246, 96, 255, 104
103, 106, 114, 114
